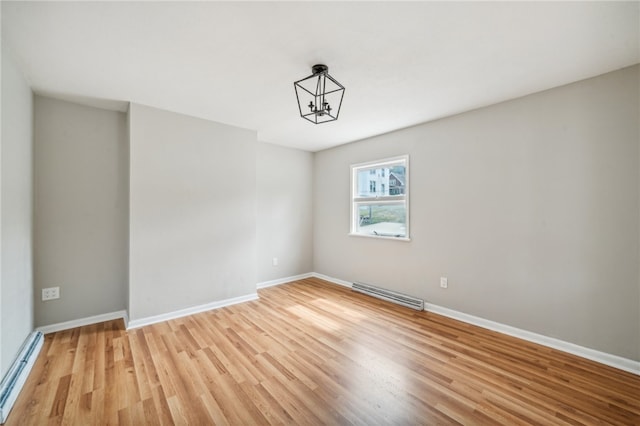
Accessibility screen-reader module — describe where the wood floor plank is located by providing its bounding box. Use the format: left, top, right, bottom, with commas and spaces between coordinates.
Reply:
6, 277, 640, 425
149, 384, 173, 425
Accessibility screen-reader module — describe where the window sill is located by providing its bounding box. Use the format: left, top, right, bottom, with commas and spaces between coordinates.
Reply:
348, 233, 411, 242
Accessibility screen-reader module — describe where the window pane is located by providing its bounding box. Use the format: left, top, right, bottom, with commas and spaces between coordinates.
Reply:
351, 156, 409, 239
388, 165, 406, 195
357, 165, 406, 197
357, 204, 406, 237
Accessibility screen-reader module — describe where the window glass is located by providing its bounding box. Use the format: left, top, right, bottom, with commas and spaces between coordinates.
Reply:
351, 156, 409, 239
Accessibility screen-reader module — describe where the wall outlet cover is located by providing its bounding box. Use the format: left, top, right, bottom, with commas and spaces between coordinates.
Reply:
440, 277, 448, 289
42, 286, 60, 301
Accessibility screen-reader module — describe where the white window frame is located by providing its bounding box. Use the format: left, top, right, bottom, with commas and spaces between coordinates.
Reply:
350, 155, 410, 241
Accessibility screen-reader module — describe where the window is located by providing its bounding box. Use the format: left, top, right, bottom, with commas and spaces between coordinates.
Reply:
351, 155, 409, 240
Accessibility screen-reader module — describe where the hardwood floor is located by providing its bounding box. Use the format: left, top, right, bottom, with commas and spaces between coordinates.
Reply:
7, 277, 640, 425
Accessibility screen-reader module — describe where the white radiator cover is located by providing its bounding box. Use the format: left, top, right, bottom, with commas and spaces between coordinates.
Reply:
352, 282, 424, 311
0, 331, 44, 424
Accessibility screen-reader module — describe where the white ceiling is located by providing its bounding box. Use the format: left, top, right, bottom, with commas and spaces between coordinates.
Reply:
2, 1, 638, 152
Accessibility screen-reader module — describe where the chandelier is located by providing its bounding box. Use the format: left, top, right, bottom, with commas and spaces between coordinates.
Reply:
294, 64, 345, 124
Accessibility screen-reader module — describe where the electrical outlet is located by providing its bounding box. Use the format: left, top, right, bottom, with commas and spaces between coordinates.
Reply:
440, 277, 448, 289
42, 286, 60, 301
272, 257, 278, 267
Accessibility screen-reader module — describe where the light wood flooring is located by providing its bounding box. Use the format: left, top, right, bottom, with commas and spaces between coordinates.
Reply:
6, 277, 640, 425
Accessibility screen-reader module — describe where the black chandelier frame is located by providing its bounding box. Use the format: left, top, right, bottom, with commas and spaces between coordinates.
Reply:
294, 64, 345, 124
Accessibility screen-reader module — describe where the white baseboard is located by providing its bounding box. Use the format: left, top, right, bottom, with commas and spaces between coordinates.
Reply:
0, 331, 44, 424
257, 273, 314, 289
310, 272, 352, 288
127, 293, 259, 330
424, 303, 640, 376
256, 272, 352, 289
36, 310, 129, 335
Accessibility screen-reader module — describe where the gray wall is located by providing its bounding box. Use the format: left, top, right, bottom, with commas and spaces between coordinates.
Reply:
128, 104, 257, 321
256, 142, 313, 283
1, 47, 34, 376
313, 65, 640, 361
33, 96, 128, 326
31, 99, 314, 327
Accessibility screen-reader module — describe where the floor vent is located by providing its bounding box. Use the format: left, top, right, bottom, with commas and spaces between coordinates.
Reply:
352, 282, 424, 311
0, 331, 44, 424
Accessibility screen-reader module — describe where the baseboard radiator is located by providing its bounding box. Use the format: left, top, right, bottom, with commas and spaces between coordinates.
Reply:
0, 331, 44, 424
352, 282, 424, 311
